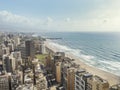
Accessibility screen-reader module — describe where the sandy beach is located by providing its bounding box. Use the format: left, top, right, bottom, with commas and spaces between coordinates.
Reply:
45, 41, 120, 86
66, 53, 120, 86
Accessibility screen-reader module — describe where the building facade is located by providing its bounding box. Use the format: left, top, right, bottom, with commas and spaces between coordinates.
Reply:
25, 40, 35, 58
55, 62, 61, 83
67, 67, 76, 90
75, 69, 86, 90
0, 75, 10, 90
91, 76, 109, 90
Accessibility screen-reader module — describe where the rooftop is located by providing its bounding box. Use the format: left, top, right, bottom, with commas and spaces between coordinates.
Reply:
16, 84, 37, 90
76, 69, 86, 76
83, 73, 93, 78
94, 75, 108, 83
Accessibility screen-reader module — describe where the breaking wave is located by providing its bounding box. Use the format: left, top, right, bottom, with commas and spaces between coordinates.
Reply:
46, 40, 120, 76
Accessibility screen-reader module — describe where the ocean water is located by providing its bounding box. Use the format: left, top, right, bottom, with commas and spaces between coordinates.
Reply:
39, 32, 120, 76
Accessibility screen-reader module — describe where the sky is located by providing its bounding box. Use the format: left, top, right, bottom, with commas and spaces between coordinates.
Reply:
0, 0, 120, 32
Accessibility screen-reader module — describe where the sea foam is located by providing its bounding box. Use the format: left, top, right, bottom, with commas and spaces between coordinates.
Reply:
46, 40, 120, 76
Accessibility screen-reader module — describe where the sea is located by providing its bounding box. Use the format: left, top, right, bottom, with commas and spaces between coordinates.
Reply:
38, 32, 120, 76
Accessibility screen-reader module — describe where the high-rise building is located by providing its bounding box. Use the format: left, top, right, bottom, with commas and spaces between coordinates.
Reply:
8, 43, 14, 52
11, 73, 22, 90
61, 57, 76, 90
4, 41, 8, 47
14, 36, 20, 46
67, 67, 76, 90
9, 55, 16, 71
46, 53, 51, 68
2, 47, 10, 55
75, 69, 86, 90
0, 45, 3, 57
39, 41, 46, 54
2, 54, 16, 73
0, 61, 3, 72
83, 73, 93, 90
75, 71, 93, 90
55, 62, 61, 83
25, 40, 35, 58
13, 51, 22, 66
4, 56, 12, 73
61, 63, 69, 90
51, 52, 65, 76
54, 52, 65, 62
17, 44, 26, 59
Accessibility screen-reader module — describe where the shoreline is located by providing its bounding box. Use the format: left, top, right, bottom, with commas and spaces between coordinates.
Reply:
65, 53, 120, 86
45, 40, 120, 86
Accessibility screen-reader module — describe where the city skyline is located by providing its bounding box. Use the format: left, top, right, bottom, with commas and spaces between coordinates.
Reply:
0, 0, 120, 32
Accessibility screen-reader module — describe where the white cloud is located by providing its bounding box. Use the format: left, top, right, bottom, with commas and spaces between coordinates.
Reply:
47, 17, 53, 23
83, 0, 120, 31
59, 0, 120, 32
0, 11, 56, 31
1, 0, 120, 33
43, 17, 53, 26
0, 10, 33, 26
65, 18, 71, 22
46, 0, 120, 32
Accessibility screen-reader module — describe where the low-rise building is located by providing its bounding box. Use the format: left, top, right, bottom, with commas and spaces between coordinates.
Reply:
110, 84, 120, 90
16, 84, 37, 90
91, 75, 109, 90
36, 73, 48, 90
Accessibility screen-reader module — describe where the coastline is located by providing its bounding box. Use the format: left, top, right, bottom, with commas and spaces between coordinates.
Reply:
66, 53, 120, 86
45, 40, 120, 86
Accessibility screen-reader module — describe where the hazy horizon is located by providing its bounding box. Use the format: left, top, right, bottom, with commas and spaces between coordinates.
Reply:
0, 0, 120, 32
